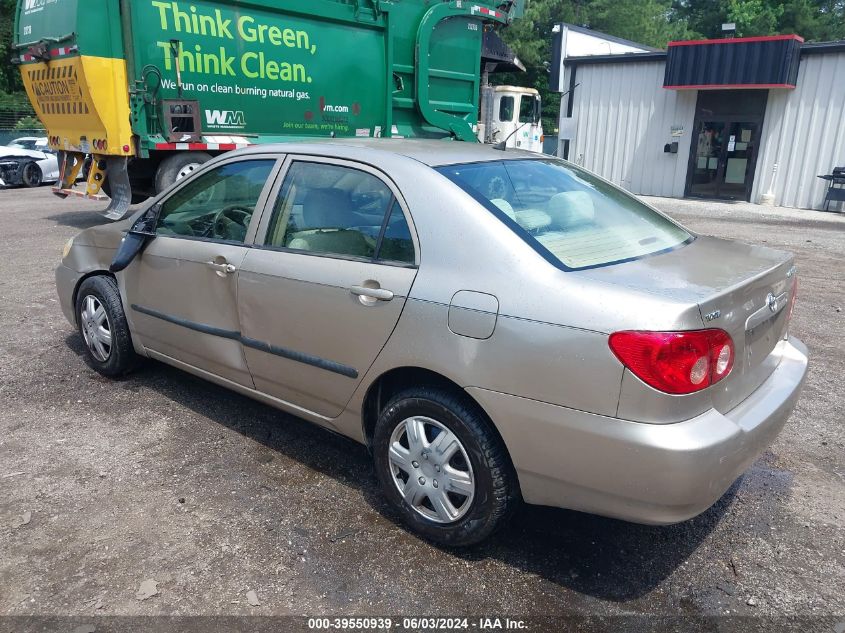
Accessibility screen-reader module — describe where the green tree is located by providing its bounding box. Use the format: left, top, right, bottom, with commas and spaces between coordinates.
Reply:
496, 0, 694, 131
672, 0, 727, 38
778, 0, 845, 40
493, 0, 844, 138
13, 114, 43, 130
499, 0, 588, 69
0, 0, 23, 94
588, 0, 693, 47
726, 0, 783, 35
495, 0, 589, 130
673, 0, 845, 38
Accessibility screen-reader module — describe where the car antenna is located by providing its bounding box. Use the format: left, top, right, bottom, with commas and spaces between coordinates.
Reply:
494, 121, 530, 151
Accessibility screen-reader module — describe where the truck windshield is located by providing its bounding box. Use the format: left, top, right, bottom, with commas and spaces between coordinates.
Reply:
438, 159, 692, 270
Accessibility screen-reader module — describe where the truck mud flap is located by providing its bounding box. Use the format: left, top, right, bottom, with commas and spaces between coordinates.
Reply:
102, 157, 133, 221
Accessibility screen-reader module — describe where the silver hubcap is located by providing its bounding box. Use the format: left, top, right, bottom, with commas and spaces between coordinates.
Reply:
79, 295, 112, 362
176, 162, 201, 181
388, 416, 475, 524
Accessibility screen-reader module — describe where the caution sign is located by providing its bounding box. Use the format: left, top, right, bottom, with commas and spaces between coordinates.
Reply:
25, 61, 90, 115
20, 54, 134, 156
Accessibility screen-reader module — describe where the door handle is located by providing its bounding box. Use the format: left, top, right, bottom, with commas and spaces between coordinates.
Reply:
206, 261, 237, 274
350, 285, 394, 302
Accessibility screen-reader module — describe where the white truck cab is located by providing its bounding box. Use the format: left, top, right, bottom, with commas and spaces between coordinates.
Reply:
483, 86, 543, 153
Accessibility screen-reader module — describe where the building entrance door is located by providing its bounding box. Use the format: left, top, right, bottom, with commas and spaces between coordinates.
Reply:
685, 91, 767, 202
689, 120, 760, 200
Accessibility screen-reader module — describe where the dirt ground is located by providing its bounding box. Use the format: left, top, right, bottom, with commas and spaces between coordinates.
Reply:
0, 188, 843, 625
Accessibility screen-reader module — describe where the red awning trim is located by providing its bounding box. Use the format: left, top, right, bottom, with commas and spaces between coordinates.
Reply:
668, 34, 804, 47
664, 83, 796, 90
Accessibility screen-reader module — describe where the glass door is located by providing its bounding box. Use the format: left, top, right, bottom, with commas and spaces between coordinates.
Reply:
688, 120, 759, 200
720, 122, 758, 199
689, 121, 725, 198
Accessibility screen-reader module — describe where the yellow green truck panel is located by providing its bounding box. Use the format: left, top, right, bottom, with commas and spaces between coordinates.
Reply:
16, 0, 523, 153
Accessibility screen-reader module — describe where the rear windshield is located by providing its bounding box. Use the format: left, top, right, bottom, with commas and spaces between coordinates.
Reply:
438, 159, 692, 270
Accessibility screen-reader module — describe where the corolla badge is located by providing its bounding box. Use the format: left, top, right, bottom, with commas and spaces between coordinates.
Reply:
766, 292, 779, 313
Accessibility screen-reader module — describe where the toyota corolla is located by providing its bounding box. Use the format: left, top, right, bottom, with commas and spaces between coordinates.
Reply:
56, 140, 808, 546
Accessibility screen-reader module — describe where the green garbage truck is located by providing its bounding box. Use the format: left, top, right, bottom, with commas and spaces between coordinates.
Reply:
13, 0, 525, 218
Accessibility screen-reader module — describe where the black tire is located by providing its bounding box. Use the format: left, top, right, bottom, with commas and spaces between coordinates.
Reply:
20, 161, 42, 187
373, 387, 519, 547
154, 152, 212, 194
74, 276, 139, 377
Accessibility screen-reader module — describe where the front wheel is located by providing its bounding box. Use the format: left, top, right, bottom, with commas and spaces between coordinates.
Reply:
75, 276, 139, 377
21, 161, 42, 187
373, 387, 519, 546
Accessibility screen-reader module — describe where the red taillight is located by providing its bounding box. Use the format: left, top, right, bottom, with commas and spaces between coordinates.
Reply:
609, 329, 735, 395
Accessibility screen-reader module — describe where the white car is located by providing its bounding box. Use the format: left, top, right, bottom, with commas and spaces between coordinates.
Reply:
0, 137, 60, 188
8, 136, 49, 151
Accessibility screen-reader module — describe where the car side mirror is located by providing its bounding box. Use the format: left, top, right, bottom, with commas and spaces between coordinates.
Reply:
109, 204, 160, 272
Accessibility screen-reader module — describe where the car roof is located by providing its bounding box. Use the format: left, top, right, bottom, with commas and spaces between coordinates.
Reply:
236, 138, 544, 167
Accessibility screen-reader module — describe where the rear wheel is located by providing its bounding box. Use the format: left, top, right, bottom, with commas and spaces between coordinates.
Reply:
373, 387, 519, 546
21, 161, 42, 187
154, 152, 212, 194
75, 276, 139, 377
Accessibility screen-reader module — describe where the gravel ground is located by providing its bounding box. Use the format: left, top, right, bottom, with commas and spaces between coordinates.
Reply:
0, 188, 843, 623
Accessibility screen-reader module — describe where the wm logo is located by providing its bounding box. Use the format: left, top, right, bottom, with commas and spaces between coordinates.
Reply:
24, 0, 45, 9
205, 110, 245, 126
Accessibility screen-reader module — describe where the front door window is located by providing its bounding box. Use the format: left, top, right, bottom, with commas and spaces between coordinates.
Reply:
157, 160, 276, 242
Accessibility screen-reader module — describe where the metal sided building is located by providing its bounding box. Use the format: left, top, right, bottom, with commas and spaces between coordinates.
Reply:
552, 27, 845, 211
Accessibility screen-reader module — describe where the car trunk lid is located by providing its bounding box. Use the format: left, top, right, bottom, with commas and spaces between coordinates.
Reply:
577, 236, 796, 413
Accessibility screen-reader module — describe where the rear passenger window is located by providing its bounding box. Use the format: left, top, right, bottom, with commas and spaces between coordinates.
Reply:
265, 161, 414, 264
378, 202, 414, 264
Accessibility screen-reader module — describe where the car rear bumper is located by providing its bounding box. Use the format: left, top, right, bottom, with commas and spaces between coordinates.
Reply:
467, 337, 809, 525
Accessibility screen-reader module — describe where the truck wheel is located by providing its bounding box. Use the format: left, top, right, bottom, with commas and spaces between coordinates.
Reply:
21, 161, 43, 188
372, 387, 520, 546
154, 152, 212, 194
